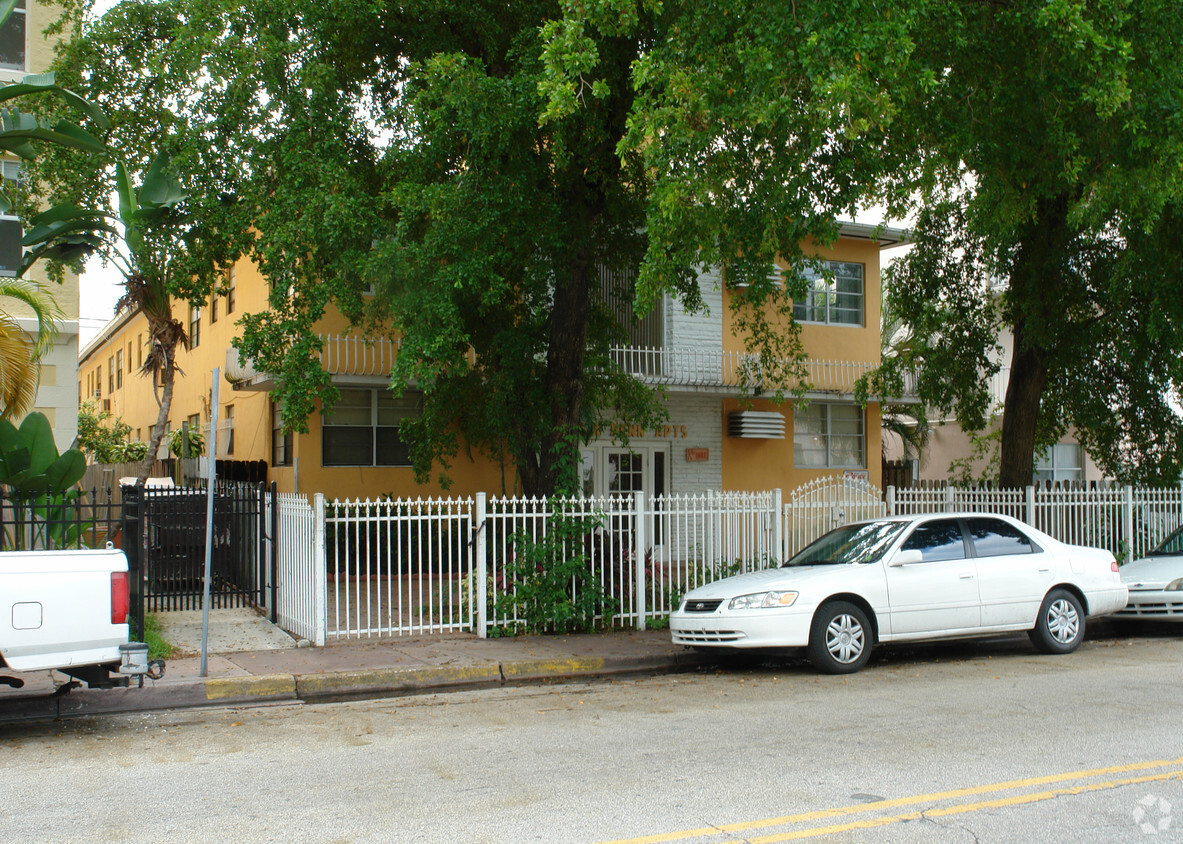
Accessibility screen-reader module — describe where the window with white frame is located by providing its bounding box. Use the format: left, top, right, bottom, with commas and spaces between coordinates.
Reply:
322, 388, 420, 467
0, 160, 21, 277
189, 304, 201, 348
222, 404, 235, 455
1034, 443, 1083, 485
794, 403, 865, 469
0, 1, 25, 71
792, 261, 864, 326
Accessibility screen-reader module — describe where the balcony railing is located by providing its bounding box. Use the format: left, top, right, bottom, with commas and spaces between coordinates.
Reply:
609, 345, 919, 401
229, 335, 917, 402
227, 335, 401, 389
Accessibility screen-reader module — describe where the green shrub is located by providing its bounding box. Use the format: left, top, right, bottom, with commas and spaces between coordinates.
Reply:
494, 508, 619, 635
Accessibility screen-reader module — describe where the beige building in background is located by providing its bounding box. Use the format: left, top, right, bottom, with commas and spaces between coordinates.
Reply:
3, 1, 81, 450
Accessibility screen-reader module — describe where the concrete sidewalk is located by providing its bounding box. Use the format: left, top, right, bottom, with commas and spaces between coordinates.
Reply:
0, 611, 707, 723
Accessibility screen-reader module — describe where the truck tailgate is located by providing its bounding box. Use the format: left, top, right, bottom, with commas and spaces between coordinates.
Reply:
1, 548, 130, 672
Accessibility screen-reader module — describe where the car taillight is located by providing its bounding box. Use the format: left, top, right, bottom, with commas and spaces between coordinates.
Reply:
1112, 561, 1120, 572
111, 571, 129, 625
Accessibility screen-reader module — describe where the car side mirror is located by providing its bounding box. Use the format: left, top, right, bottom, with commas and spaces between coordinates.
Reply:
889, 549, 924, 567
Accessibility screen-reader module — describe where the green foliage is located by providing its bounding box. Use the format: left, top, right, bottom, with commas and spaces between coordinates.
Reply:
166, 426, 204, 459
947, 426, 1003, 488
142, 614, 174, 661
494, 508, 619, 635
76, 401, 148, 463
36, 0, 1183, 492
866, 0, 1183, 486
0, 412, 90, 549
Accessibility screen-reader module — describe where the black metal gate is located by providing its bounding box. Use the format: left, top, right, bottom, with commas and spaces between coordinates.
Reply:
129, 481, 274, 612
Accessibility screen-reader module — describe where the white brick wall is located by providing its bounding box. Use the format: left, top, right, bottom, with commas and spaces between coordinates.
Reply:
665, 269, 722, 362
667, 393, 722, 494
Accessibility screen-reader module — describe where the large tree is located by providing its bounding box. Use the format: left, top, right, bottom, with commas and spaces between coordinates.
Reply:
864, 0, 1183, 486
52, 1, 1179, 494
557, 0, 1183, 487
39, 0, 895, 496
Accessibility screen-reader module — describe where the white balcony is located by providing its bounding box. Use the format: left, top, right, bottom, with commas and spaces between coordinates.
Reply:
609, 345, 920, 402
228, 334, 917, 403
227, 334, 401, 391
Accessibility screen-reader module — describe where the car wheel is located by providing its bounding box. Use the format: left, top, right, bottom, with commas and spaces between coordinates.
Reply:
1029, 588, 1085, 654
808, 601, 873, 674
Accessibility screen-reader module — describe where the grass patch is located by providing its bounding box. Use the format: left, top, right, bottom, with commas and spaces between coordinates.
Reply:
143, 614, 175, 661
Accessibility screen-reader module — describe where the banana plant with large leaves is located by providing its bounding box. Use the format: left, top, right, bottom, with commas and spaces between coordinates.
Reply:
0, 411, 89, 549
21, 149, 189, 486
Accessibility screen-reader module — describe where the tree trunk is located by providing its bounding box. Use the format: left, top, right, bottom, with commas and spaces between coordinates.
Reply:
527, 251, 594, 497
999, 321, 1047, 488
136, 334, 178, 485
997, 194, 1069, 488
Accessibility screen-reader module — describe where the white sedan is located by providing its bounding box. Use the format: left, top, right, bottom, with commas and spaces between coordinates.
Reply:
1115, 526, 1183, 621
671, 513, 1128, 673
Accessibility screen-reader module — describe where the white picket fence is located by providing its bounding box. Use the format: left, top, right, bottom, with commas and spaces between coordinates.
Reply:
272, 479, 1183, 644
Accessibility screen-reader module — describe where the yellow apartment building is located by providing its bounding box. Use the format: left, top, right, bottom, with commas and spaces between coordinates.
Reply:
79, 222, 912, 500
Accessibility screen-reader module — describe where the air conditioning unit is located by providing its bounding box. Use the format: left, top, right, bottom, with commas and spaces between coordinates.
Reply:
727, 410, 786, 439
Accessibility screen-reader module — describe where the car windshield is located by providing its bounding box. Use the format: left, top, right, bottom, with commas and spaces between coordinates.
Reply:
783, 521, 908, 567
1150, 526, 1183, 556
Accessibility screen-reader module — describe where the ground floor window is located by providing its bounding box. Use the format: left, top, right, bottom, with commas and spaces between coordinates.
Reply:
272, 403, 292, 467
1034, 443, 1083, 485
322, 387, 420, 467
794, 403, 865, 469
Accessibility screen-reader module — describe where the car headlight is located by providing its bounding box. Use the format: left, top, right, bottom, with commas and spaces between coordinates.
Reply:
1166, 578, 1183, 592
728, 591, 799, 610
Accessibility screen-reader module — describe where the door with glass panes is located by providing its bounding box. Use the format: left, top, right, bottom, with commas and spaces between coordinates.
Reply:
580, 446, 669, 554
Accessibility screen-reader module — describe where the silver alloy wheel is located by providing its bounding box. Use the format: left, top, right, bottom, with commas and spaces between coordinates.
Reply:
1046, 597, 1081, 643
825, 613, 866, 664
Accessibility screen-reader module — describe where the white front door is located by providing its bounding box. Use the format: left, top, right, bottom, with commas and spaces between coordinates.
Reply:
580, 445, 670, 552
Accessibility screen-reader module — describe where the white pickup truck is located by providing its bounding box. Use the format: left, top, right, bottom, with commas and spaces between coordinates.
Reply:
1, 547, 164, 691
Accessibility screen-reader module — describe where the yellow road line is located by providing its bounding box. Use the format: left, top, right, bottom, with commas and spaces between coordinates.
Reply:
746, 769, 1183, 842
601, 758, 1183, 844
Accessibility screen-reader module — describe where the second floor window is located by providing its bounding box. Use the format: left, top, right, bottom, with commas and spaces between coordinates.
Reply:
189, 305, 201, 348
223, 404, 235, 455
115, 350, 123, 388
793, 261, 864, 326
0, 160, 20, 277
794, 403, 865, 469
0, 1, 25, 71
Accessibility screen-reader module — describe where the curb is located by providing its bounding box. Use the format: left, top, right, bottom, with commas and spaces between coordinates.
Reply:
0, 654, 699, 722
296, 664, 503, 702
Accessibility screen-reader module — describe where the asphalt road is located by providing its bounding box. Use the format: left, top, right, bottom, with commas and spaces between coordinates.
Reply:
2, 626, 1181, 843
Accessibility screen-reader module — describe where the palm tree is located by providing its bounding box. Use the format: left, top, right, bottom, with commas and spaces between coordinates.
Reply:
0, 277, 62, 419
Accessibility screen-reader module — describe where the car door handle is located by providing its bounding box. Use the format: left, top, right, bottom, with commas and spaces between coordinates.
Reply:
959, 574, 974, 580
